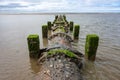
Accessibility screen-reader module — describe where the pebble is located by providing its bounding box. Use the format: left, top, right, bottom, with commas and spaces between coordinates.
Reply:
89, 71, 93, 74
66, 66, 70, 69
54, 65, 58, 69
51, 58, 55, 61
59, 63, 64, 67
47, 70, 50, 73
66, 74, 69, 78
50, 64, 53, 67
58, 60, 61, 63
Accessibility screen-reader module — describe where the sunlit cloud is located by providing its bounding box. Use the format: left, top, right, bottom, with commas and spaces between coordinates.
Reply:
0, 0, 120, 13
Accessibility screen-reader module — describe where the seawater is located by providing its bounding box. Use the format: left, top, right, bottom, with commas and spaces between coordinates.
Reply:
0, 13, 120, 80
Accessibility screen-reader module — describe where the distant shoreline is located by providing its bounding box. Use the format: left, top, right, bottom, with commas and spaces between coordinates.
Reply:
0, 12, 120, 15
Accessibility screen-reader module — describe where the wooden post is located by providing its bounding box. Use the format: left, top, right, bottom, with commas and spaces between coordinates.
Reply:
55, 15, 58, 20
53, 15, 58, 24
47, 21, 51, 30
73, 25, 80, 39
63, 15, 66, 20
85, 34, 99, 61
27, 34, 40, 58
70, 21, 74, 31
42, 25, 48, 38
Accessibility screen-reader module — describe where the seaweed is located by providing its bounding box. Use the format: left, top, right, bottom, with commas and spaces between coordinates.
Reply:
85, 34, 99, 61
27, 34, 40, 58
47, 49, 76, 58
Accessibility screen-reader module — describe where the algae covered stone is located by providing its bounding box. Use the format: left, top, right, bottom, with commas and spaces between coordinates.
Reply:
47, 49, 76, 58
73, 25, 80, 39
27, 34, 40, 58
54, 26, 65, 33
42, 25, 48, 38
85, 34, 99, 61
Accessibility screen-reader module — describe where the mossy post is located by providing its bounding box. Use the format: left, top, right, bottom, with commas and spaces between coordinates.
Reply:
27, 34, 40, 58
55, 15, 58, 20
63, 15, 66, 20
73, 25, 80, 39
47, 21, 51, 30
85, 34, 99, 61
70, 21, 74, 31
42, 25, 48, 38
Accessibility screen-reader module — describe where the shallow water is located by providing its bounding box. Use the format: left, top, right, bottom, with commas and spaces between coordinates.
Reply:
0, 13, 120, 80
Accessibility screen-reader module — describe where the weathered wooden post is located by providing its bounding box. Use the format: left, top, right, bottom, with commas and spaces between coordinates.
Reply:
27, 34, 40, 58
73, 25, 80, 39
53, 15, 58, 24
47, 21, 51, 30
63, 15, 66, 20
70, 21, 74, 31
85, 34, 99, 61
42, 25, 48, 38
55, 15, 58, 20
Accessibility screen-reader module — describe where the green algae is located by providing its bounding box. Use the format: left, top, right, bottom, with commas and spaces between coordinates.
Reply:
55, 26, 65, 33
73, 25, 80, 39
47, 49, 76, 58
70, 21, 74, 31
27, 34, 40, 58
85, 34, 99, 61
42, 25, 48, 38
28, 34, 39, 39
47, 21, 51, 30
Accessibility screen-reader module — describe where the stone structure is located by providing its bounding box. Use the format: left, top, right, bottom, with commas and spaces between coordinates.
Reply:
27, 15, 99, 80
38, 15, 83, 80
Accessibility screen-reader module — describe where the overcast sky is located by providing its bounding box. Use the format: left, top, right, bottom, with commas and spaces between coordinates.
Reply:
0, 0, 120, 13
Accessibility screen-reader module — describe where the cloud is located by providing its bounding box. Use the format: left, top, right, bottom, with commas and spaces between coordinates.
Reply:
0, 0, 66, 11
0, 0, 120, 12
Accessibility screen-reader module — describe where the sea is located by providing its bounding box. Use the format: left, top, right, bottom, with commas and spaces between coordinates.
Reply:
0, 13, 120, 80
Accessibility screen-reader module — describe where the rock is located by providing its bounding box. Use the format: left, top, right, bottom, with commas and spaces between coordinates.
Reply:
50, 64, 53, 68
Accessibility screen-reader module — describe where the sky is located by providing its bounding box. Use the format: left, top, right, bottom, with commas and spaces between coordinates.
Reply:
0, 0, 120, 13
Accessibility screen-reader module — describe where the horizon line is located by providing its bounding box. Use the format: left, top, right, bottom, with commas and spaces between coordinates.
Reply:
0, 12, 120, 15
